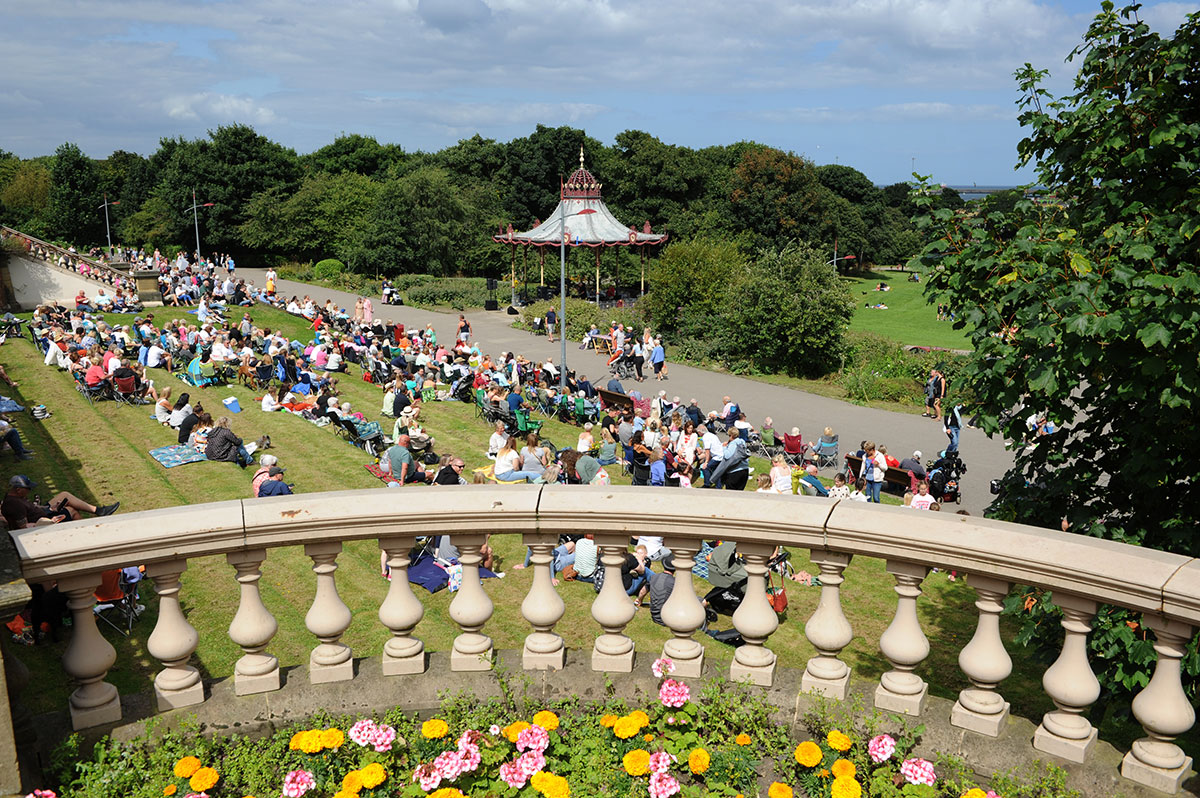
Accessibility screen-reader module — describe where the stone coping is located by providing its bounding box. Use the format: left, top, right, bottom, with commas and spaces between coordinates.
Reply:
8, 486, 1198, 625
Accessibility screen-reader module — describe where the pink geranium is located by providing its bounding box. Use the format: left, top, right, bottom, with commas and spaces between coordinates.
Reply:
900, 758, 937, 786
651, 656, 675, 678
517, 723, 550, 753
649, 772, 681, 798
413, 762, 441, 791
659, 678, 690, 708
26, 792, 56, 798
868, 733, 896, 763
282, 769, 316, 798
348, 719, 396, 752
649, 751, 675, 774
434, 750, 465, 781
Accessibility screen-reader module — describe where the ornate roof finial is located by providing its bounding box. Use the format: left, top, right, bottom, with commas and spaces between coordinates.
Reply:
579, 145, 585, 169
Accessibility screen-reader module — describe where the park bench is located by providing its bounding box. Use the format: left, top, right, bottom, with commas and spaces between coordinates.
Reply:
596, 387, 634, 414
845, 453, 916, 492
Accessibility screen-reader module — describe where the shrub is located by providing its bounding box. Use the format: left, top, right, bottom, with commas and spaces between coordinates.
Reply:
391, 273, 436, 292
313, 258, 346, 282
518, 299, 641, 342
405, 277, 490, 309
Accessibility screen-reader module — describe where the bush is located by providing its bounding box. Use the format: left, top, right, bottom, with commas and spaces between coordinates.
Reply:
405, 277, 490, 309
391, 273, 436, 292
835, 331, 968, 406
518, 299, 640, 342
313, 258, 346, 281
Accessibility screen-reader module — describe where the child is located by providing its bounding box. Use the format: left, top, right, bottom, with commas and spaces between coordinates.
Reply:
849, 477, 869, 502
903, 491, 914, 507
911, 480, 936, 510
755, 474, 777, 493
769, 453, 793, 494
827, 472, 850, 499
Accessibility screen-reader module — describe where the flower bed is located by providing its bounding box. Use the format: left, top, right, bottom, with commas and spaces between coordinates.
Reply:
43, 659, 1078, 798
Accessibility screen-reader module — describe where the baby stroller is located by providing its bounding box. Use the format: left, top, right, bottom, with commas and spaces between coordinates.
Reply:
927, 449, 967, 505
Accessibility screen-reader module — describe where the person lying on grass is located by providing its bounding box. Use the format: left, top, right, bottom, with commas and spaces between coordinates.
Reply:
2, 474, 118, 527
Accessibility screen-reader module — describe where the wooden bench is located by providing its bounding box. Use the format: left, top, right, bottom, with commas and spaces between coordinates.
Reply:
596, 387, 633, 414
845, 454, 915, 492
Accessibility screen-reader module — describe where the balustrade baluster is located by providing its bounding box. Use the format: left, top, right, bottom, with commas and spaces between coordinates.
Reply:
226, 549, 280, 694
660, 539, 706, 678
591, 534, 637, 672
304, 542, 354, 683
801, 551, 853, 699
1033, 593, 1100, 762
378, 536, 426, 675
952, 574, 1012, 736
875, 560, 930, 716
146, 559, 204, 710
521, 534, 566, 670
59, 573, 121, 729
449, 534, 494, 671
1121, 615, 1196, 794
730, 543, 779, 686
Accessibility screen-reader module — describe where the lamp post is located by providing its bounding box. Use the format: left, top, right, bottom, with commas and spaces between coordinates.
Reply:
827, 255, 856, 267
186, 189, 214, 262
97, 195, 120, 252
559, 205, 596, 392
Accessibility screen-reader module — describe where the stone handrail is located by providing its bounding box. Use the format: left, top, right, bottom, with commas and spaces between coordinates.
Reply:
8, 486, 1199, 793
1, 225, 128, 285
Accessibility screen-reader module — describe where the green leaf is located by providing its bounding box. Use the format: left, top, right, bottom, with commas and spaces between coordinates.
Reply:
1126, 243, 1156, 261
1138, 323, 1170, 348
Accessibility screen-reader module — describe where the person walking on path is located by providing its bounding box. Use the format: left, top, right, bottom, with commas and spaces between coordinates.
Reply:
545, 307, 557, 343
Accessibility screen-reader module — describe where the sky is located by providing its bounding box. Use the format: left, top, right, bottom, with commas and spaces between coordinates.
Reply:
0, 0, 1192, 186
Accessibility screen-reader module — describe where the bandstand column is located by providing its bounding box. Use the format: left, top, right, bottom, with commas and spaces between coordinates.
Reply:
660, 538, 706, 678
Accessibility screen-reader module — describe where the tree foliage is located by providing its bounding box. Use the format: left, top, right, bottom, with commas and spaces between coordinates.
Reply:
916, 1, 1200, 707
47, 142, 102, 244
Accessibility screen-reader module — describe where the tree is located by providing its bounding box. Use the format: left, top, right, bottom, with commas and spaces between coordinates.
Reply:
46, 142, 102, 244
916, 2, 1200, 709
0, 160, 52, 234
348, 167, 467, 276
640, 238, 746, 333
303, 134, 403, 177
728, 145, 837, 252
240, 171, 378, 262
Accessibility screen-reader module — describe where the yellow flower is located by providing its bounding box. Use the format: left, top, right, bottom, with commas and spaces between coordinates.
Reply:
827, 730, 852, 752
189, 767, 219, 793
422, 719, 450, 739
533, 710, 560, 731
428, 790, 466, 798
961, 791, 988, 798
341, 770, 364, 794
613, 716, 641, 739
163, 786, 177, 796
532, 772, 569, 798
644, 733, 655, 742
629, 710, 649, 727
320, 728, 345, 749
688, 748, 710, 774
831, 776, 862, 798
298, 730, 324, 754
288, 732, 303, 751
173, 757, 202, 779
504, 721, 530, 743
623, 749, 651, 776
831, 759, 856, 779
333, 792, 357, 798
767, 782, 793, 798
735, 733, 752, 746
360, 762, 387, 789
794, 741, 823, 768
600, 714, 618, 727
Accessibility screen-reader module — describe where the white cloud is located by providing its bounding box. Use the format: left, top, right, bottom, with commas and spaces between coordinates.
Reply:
164, 93, 278, 125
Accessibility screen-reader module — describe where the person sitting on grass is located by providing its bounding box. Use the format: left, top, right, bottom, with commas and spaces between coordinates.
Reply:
257, 466, 293, 496
0, 413, 34, 460
798, 464, 830, 497
205, 416, 255, 468
494, 435, 540, 483
251, 454, 279, 497
381, 434, 431, 484
2, 474, 118, 528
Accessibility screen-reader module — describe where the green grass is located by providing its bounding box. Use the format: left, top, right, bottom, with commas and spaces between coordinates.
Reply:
843, 270, 971, 350
2, 303, 1158, 753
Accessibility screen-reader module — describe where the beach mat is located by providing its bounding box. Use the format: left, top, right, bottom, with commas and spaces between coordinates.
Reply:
150, 445, 207, 468
364, 463, 392, 484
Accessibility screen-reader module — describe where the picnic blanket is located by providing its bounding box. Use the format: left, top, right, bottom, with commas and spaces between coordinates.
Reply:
150, 444, 207, 468
364, 463, 393, 484
409, 551, 501, 594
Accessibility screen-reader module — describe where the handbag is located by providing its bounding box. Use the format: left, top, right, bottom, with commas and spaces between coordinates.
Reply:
561, 564, 578, 581
766, 571, 788, 614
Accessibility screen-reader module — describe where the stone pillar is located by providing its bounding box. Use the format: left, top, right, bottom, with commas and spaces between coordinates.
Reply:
801, 551, 853, 699
226, 549, 280, 695
131, 269, 162, 307
591, 534, 637, 672
146, 560, 204, 711
449, 534, 494, 671
1121, 615, 1196, 794
1033, 593, 1100, 762
660, 538, 706, 678
952, 575, 1012, 735
875, 560, 931, 716
730, 543, 779, 686
304, 542, 354, 684
520, 534, 565, 670
59, 573, 121, 729
378, 536, 426, 675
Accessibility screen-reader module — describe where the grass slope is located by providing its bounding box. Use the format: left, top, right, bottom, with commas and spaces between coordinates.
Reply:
843, 270, 971, 350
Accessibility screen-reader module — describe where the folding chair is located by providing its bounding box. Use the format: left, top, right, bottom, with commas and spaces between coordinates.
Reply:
73, 371, 108, 405
783, 433, 807, 467
515, 407, 544, 437
814, 436, 840, 469
112, 374, 150, 406
93, 567, 145, 637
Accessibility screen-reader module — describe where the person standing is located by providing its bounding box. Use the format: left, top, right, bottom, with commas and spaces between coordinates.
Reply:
944, 404, 963, 453
859, 441, 886, 503
545, 307, 556, 343
650, 337, 666, 380
931, 369, 946, 421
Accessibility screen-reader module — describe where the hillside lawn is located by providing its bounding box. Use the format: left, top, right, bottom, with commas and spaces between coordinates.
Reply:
0, 303, 1153, 751
843, 269, 971, 351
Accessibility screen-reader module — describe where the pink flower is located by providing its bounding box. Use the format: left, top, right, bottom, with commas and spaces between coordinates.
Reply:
282, 769, 316, 798
517, 724, 550, 753
868, 733, 896, 763
349, 719, 375, 747
666, 716, 676, 725
649, 751, 675, 775
899, 758, 936, 786
489, 724, 502, 736
986, 793, 1001, 798
26, 792, 57, 798
459, 744, 482, 772
413, 763, 441, 792
651, 657, 675, 678
649, 772, 681, 798
369, 722, 396, 752
659, 678, 690, 708
458, 729, 484, 750
518, 749, 546, 777
434, 750, 465, 781
184, 794, 209, 798
499, 761, 527, 790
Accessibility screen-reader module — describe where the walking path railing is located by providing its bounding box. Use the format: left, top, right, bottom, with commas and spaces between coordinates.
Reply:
1, 225, 128, 286
8, 486, 1199, 793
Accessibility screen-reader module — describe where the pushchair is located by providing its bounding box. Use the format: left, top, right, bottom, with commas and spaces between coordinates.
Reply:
607, 348, 635, 380
927, 449, 967, 505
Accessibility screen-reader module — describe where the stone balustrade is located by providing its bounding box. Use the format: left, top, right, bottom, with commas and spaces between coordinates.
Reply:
1, 225, 128, 285
8, 486, 1199, 794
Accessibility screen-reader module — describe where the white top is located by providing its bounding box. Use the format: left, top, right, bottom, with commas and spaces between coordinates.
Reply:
911, 492, 936, 510
702, 432, 723, 460
261, 394, 281, 412
488, 431, 507, 456
495, 449, 521, 475
636, 536, 665, 558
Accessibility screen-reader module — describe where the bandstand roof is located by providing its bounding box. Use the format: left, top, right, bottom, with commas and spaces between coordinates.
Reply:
493, 148, 668, 248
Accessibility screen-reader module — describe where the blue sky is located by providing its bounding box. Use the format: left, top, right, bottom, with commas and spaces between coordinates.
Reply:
0, 0, 1191, 185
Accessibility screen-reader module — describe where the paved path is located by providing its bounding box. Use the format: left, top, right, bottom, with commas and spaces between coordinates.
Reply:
244, 269, 1013, 514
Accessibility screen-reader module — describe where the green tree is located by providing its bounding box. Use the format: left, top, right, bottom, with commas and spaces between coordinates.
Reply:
303, 134, 403, 177
348, 166, 467, 276
47, 142, 102, 244
916, 2, 1200, 708
240, 171, 378, 262
0, 160, 52, 234
728, 145, 837, 252
640, 238, 746, 332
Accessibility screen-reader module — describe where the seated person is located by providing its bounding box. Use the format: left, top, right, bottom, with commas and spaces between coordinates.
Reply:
380, 435, 431, 484
798, 464, 830, 497
0, 414, 33, 460
2, 474, 118, 528
205, 416, 254, 467
257, 466, 293, 496
898, 450, 926, 479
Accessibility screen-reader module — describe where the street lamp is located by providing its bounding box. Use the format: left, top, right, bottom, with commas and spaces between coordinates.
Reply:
827, 255, 856, 267
559, 205, 596, 392
97, 194, 120, 252
186, 188, 214, 262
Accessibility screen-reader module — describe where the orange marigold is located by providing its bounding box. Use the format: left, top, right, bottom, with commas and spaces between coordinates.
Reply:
428, 790, 466, 798
629, 710, 649, 727
767, 782, 793, 798
613, 716, 641, 739
831, 759, 856, 779
163, 787, 177, 797
623, 749, 651, 776
298, 730, 323, 754
341, 770, 364, 794
333, 792, 357, 798
504, 721, 531, 743
533, 710, 560, 731
831, 776, 862, 798
961, 790, 988, 798
173, 757, 201, 779
794, 741, 823, 767
320, 728, 345, 749
735, 733, 752, 746
189, 766, 219, 793
688, 748, 710, 774
360, 763, 387, 789
826, 730, 852, 752
422, 719, 450, 739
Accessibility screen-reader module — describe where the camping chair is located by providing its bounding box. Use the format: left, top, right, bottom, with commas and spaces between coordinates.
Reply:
630, 451, 652, 486
474, 388, 489, 420
514, 407, 543, 437
574, 396, 595, 425
783, 433, 807, 467
73, 371, 109, 405
253, 361, 275, 391
337, 417, 388, 457
814, 436, 840, 469
182, 356, 217, 387
112, 374, 150, 406
93, 567, 144, 637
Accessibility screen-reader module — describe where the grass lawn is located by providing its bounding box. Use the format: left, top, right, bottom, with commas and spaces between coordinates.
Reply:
2, 303, 1153, 752
843, 269, 971, 350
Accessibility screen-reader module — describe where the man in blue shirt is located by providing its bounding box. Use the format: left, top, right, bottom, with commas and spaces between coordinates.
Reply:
506, 389, 524, 414
798, 464, 829, 497
257, 467, 293, 496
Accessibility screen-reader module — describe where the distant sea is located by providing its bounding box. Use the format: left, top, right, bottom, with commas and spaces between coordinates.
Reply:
947, 185, 1021, 202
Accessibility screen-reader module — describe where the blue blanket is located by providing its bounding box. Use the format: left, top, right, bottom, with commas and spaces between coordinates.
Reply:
0, 397, 24, 413
408, 552, 500, 593
149, 445, 207, 468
